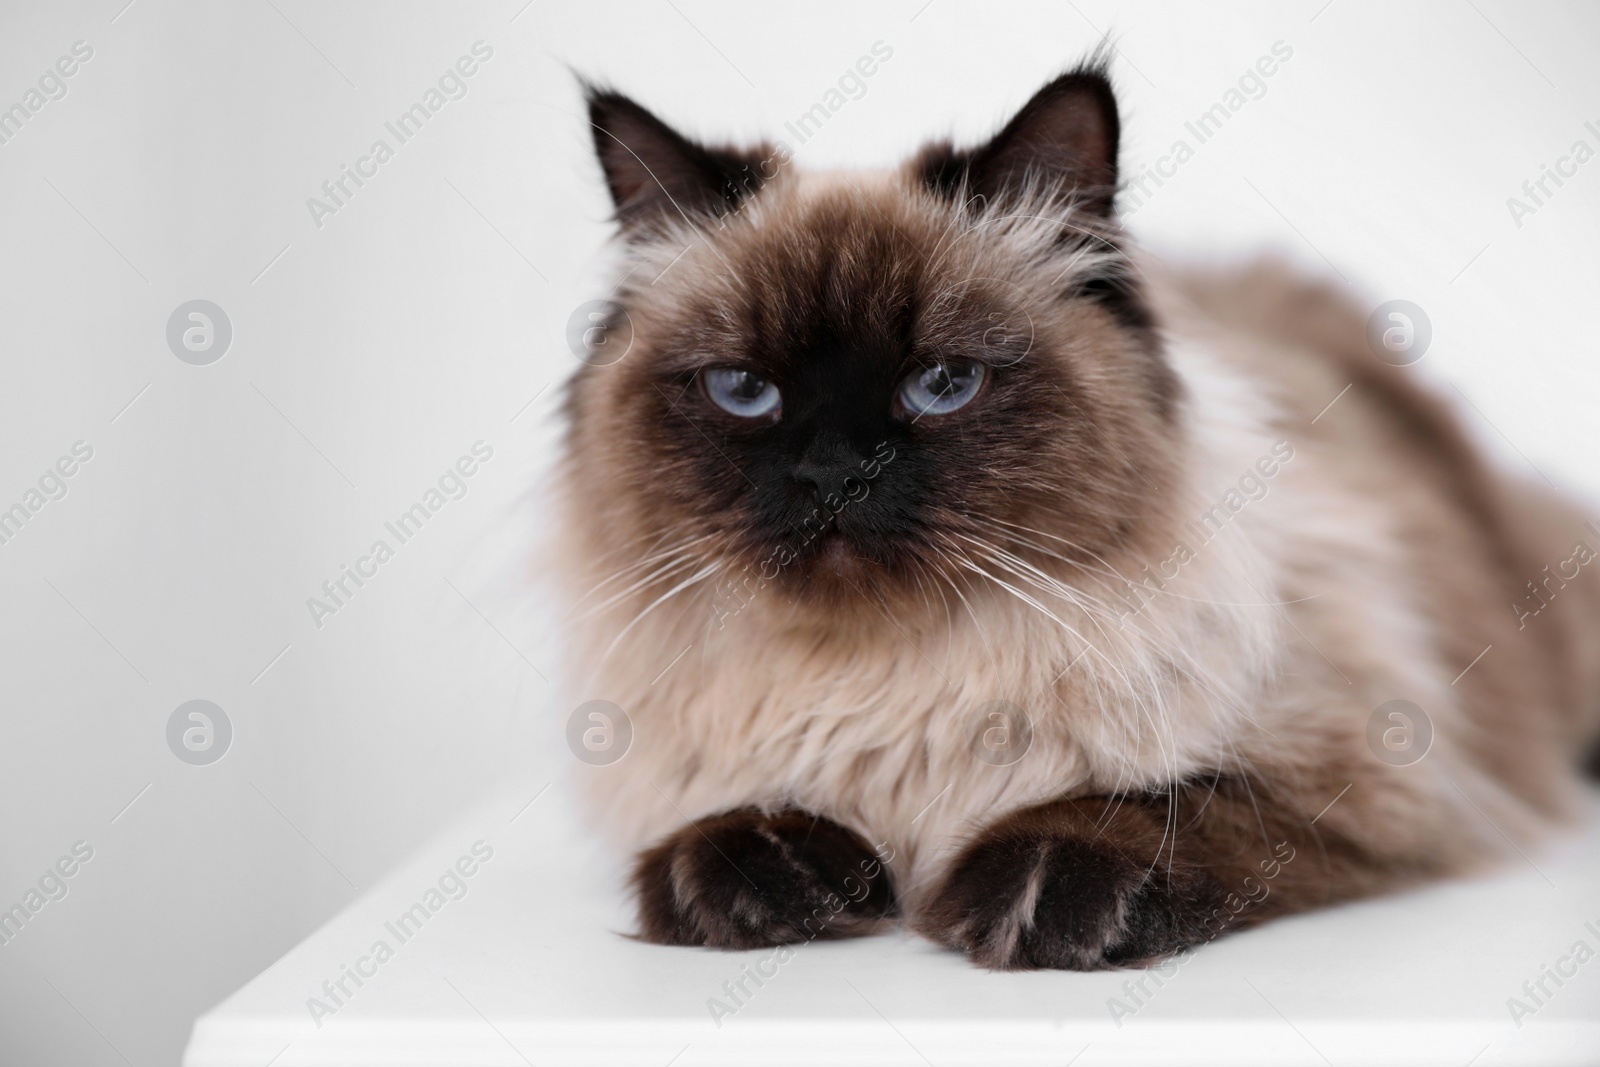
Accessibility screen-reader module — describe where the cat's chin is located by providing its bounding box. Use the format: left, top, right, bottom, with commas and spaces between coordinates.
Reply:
808, 536, 872, 580
770, 535, 905, 606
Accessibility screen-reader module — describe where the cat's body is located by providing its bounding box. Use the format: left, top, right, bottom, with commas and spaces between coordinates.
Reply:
556, 62, 1600, 969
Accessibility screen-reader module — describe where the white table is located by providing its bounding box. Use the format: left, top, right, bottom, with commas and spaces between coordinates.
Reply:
184, 780, 1600, 1066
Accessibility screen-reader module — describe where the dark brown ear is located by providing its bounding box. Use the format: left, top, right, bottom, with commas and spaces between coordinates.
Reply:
918, 56, 1120, 215
584, 84, 767, 235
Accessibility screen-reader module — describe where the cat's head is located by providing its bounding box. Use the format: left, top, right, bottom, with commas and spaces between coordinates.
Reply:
561, 58, 1182, 622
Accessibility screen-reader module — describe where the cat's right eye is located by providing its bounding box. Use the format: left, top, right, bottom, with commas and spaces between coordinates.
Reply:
898, 359, 986, 418
702, 368, 781, 419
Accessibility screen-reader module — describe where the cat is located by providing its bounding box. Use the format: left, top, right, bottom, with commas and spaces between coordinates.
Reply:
553, 55, 1600, 970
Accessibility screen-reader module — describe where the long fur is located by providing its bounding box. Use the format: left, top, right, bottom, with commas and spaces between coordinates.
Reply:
553, 73, 1600, 966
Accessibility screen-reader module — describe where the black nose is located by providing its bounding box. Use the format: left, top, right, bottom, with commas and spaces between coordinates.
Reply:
793, 458, 859, 503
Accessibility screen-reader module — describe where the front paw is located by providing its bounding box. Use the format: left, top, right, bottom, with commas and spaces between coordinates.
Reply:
917, 829, 1221, 970
631, 808, 896, 949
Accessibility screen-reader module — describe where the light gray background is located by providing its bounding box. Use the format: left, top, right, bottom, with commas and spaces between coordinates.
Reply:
1, 2, 1596, 1064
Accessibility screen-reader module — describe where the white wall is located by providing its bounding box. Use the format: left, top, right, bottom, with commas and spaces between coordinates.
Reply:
0, 2, 1595, 1064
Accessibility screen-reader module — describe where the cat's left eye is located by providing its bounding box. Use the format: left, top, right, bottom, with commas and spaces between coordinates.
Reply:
702, 367, 781, 418
899, 360, 986, 418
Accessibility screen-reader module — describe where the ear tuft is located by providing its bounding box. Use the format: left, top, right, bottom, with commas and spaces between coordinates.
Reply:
583, 81, 768, 236
918, 51, 1121, 216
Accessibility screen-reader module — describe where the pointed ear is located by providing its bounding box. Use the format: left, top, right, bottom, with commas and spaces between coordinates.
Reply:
919, 58, 1120, 215
584, 84, 767, 235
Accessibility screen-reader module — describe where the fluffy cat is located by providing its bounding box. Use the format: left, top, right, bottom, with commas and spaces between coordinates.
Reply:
554, 58, 1600, 970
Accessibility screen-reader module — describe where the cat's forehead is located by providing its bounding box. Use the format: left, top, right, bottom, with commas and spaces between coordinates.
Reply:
638, 168, 1032, 338
716, 168, 940, 286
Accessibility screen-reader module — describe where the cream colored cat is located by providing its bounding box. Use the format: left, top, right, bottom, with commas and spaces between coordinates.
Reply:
553, 59, 1600, 969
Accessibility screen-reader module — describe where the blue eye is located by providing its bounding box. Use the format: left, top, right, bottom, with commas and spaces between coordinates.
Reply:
899, 360, 985, 417
703, 367, 781, 418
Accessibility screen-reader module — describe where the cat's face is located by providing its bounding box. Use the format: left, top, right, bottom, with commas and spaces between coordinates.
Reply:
563, 64, 1181, 619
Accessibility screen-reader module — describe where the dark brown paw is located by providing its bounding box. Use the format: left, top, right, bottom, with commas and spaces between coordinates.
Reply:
917, 830, 1221, 970
631, 808, 896, 949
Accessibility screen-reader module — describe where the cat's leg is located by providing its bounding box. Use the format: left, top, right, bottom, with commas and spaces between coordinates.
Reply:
914, 777, 1426, 970
631, 807, 897, 949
